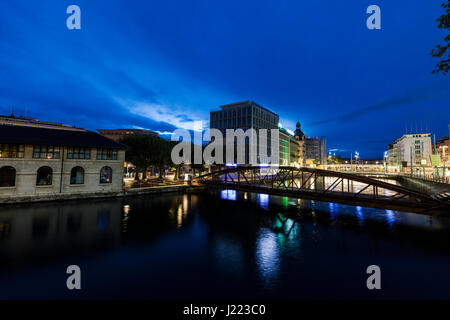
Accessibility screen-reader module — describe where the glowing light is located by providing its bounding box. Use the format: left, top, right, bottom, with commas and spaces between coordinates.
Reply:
177, 204, 183, 228
182, 194, 188, 217
355, 206, 364, 226
286, 128, 295, 136
282, 197, 289, 209
221, 189, 237, 201
256, 229, 280, 285
385, 210, 395, 227
257, 194, 269, 210
225, 163, 237, 167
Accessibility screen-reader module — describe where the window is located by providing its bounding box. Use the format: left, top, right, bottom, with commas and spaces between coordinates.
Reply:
70, 166, 84, 184
0, 166, 16, 187
33, 146, 60, 159
0, 144, 24, 158
67, 147, 91, 159
96, 149, 118, 160
36, 166, 53, 186
100, 166, 112, 184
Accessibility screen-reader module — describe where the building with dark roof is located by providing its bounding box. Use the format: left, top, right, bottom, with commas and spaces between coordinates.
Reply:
97, 128, 158, 142
0, 119, 126, 203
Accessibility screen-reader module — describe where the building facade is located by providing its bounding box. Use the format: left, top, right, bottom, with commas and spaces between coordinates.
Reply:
97, 129, 158, 142
210, 100, 279, 132
435, 136, 450, 165
304, 136, 327, 165
294, 121, 306, 166
279, 125, 302, 167
387, 133, 432, 168
210, 101, 279, 165
0, 120, 126, 202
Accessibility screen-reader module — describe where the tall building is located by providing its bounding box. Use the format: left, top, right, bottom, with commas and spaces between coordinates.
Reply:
387, 133, 432, 168
210, 101, 279, 164
97, 129, 158, 142
304, 136, 327, 165
210, 101, 279, 132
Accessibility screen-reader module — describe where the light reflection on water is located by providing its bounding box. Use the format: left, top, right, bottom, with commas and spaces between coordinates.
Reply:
385, 210, 395, 228
256, 228, 280, 286
328, 202, 337, 220
221, 189, 237, 201
355, 206, 364, 226
257, 194, 269, 210
0, 190, 449, 299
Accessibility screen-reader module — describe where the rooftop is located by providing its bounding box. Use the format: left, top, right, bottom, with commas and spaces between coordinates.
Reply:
0, 114, 85, 131
218, 100, 279, 117
0, 125, 125, 149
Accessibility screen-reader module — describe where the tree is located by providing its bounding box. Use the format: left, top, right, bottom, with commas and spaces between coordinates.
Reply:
431, 0, 450, 74
120, 134, 173, 180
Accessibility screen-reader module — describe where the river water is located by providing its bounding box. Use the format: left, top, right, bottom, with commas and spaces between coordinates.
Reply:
0, 189, 449, 299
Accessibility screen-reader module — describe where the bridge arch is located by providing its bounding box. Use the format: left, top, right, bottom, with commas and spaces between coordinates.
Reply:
193, 166, 450, 215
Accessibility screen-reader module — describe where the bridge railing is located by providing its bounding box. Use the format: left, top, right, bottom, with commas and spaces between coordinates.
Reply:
401, 173, 450, 185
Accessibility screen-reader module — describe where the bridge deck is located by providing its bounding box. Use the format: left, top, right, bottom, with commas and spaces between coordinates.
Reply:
194, 167, 450, 215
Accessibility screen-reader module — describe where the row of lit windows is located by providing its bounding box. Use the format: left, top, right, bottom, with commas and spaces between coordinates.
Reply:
0, 144, 25, 158
0, 144, 118, 160
0, 166, 113, 188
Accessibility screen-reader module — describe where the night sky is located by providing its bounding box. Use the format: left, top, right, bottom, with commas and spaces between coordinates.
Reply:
0, 0, 449, 159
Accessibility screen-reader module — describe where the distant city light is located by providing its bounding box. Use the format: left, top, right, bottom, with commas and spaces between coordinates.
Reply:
286, 128, 295, 136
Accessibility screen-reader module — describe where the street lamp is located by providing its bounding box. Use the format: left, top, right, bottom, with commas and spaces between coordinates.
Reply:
383, 151, 388, 173
441, 145, 448, 180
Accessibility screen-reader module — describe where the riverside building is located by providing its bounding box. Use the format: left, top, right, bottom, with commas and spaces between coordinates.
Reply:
0, 115, 126, 203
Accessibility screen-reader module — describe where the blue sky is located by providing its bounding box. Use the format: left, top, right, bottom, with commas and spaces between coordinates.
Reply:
0, 0, 449, 158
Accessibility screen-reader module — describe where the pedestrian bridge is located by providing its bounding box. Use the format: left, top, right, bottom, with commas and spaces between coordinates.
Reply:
193, 166, 450, 215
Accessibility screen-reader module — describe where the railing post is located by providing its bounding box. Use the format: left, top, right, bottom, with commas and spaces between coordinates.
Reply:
292, 169, 294, 189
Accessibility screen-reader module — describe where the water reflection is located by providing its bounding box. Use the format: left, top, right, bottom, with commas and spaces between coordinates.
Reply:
385, 210, 395, 228
0, 202, 121, 267
256, 228, 280, 286
328, 202, 337, 220
221, 189, 237, 201
257, 194, 269, 210
0, 190, 449, 300
355, 206, 364, 226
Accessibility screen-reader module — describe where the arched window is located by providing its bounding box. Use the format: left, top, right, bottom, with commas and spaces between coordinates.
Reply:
36, 166, 53, 186
100, 166, 112, 184
70, 166, 84, 185
0, 166, 16, 187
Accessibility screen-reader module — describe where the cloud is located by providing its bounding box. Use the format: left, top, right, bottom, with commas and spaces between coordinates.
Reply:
310, 85, 450, 126
116, 98, 209, 131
